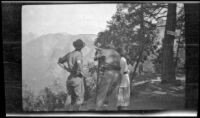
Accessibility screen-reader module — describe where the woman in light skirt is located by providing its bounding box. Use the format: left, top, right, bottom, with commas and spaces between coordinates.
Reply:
116, 47, 131, 110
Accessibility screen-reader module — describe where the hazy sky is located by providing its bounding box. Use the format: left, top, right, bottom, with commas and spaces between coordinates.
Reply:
22, 4, 117, 35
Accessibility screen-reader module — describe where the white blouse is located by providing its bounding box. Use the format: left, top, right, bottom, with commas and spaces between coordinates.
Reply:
119, 57, 130, 87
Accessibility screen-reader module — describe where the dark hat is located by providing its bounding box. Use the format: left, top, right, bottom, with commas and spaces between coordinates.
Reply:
73, 39, 85, 49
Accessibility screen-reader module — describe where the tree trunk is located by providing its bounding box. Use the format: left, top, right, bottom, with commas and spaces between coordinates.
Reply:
161, 4, 176, 83
131, 4, 145, 81
174, 36, 181, 71
95, 53, 101, 105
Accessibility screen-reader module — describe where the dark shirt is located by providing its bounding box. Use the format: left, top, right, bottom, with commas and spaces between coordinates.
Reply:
97, 48, 121, 71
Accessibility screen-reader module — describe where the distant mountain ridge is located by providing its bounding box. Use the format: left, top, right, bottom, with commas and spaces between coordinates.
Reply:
22, 32, 39, 44
22, 33, 97, 95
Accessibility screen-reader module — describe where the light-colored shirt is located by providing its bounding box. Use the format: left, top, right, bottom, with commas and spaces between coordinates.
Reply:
119, 57, 130, 87
61, 50, 83, 75
120, 57, 129, 75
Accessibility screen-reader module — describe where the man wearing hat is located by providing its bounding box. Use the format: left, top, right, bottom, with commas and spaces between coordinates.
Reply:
58, 39, 85, 111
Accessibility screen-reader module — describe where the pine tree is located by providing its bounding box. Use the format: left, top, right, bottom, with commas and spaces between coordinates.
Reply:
95, 3, 167, 81
161, 4, 177, 84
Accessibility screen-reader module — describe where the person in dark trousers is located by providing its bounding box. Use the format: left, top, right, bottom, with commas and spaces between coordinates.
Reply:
116, 46, 130, 110
95, 44, 121, 110
58, 39, 85, 111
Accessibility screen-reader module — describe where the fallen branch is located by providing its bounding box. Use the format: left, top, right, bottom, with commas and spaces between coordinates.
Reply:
132, 80, 151, 87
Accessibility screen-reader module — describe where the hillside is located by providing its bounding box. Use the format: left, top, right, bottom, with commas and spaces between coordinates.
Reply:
22, 32, 39, 45
22, 33, 97, 95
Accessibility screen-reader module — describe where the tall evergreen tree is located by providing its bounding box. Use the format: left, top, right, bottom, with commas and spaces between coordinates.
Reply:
161, 4, 177, 83
95, 3, 167, 80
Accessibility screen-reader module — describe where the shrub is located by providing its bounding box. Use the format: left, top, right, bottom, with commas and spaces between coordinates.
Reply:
23, 62, 98, 111
23, 88, 35, 111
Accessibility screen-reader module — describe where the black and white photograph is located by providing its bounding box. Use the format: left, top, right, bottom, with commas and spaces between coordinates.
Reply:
2, 1, 199, 117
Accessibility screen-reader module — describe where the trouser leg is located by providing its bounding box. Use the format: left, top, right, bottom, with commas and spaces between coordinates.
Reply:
72, 76, 85, 111
64, 94, 71, 110
96, 75, 112, 110
96, 70, 120, 110
65, 76, 72, 110
66, 74, 85, 111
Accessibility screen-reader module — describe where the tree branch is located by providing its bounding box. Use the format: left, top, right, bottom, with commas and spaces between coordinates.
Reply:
157, 25, 166, 27
159, 4, 168, 8
152, 7, 163, 16
160, 10, 167, 15
156, 15, 167, 20
144, 4, 168, 9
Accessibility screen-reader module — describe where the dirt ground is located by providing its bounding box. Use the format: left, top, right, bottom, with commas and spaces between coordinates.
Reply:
79, 74, 185, 111
129, 82, 185, 110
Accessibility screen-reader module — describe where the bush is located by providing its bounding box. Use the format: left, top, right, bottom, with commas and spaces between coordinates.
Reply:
23, 87, 35, 111
23, 85, 67, 111
83, 63, 98, 101
23, 62, 98, 111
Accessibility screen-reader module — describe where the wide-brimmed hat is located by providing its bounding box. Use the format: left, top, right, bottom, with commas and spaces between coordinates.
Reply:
73, 39, 85, 49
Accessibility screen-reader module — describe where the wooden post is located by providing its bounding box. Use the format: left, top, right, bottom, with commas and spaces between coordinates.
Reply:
95, 51, 101, 105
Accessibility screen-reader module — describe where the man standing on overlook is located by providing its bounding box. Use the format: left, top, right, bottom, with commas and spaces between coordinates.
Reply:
58, 39, 85, 111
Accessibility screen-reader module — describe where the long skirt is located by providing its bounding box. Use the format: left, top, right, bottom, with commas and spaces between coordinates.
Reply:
117, 74, 130, 107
